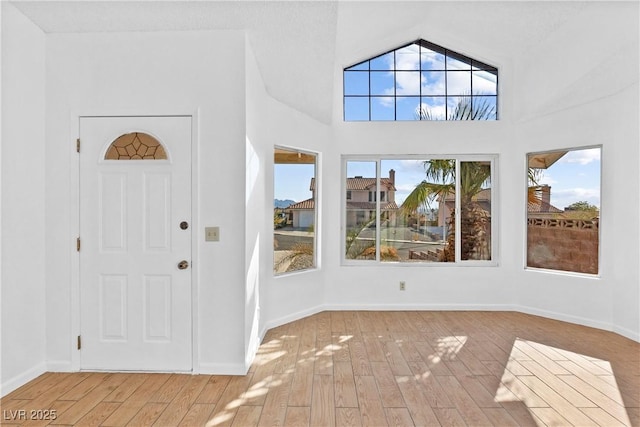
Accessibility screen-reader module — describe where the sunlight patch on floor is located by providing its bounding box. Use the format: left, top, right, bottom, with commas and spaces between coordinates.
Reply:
494, 338, 631, 427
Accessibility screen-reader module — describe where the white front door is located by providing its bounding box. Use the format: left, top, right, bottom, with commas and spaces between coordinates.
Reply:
79, 116, 192, 371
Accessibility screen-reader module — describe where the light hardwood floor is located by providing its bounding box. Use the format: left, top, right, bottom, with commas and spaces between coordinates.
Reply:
1, 311, 639, 426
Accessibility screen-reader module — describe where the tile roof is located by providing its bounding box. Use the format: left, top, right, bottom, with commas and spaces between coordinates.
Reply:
311, 177, 395, 191
287, 198, 315, 209
347, 177, 395, 190
527, 200, 564, 213
346, 201, 399, 210
289, 200, 399, 210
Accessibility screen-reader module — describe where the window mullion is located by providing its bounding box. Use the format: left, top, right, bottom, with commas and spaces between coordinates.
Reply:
455, 158, 461, 263
376, 160, 381, 262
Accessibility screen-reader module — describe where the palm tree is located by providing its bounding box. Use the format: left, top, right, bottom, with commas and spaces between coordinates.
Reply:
404, 94, 497, 261
415, 94, 497, 121
401, 160, 491, 261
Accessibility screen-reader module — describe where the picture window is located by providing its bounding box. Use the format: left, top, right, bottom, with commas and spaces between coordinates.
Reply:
343, 155, 496, 264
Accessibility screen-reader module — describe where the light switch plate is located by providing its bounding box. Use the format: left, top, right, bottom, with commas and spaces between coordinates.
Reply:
205, 227, 220, 242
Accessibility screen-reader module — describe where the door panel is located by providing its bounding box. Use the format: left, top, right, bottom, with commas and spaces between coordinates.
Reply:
100, 172, 127, 251
80, 116, 192, 371
100, 275, 127, 340
144, 275, 172, 341
144, 173, 171, 251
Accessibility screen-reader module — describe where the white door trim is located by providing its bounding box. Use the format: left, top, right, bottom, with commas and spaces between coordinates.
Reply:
69, 111, 200, 373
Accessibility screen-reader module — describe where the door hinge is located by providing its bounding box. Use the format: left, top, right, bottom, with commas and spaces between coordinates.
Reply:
77, 335, 81, 350
76, 237, 81, 252
76, 138, 80, 153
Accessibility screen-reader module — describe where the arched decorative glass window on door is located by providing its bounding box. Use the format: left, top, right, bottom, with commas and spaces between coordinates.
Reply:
105, 132, 168, 160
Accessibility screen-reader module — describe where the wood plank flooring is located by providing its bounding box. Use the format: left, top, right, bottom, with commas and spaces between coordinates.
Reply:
1, 311, 639, 426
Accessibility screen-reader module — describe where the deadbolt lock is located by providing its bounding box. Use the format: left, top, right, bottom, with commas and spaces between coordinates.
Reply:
177, 260, 189, 270
180, 221, 189, 230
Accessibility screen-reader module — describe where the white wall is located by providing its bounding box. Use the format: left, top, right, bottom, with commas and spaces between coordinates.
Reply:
318, 1, 639, 342
514, 2, 639, 340
244, 41, 264, 368
44, 30, 249, 374
323, 2, 520, 314
1, 3, 47, 395
325, 122, 520, 312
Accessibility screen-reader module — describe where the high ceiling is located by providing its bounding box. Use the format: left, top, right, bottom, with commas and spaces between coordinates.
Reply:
9, 1, 603, 123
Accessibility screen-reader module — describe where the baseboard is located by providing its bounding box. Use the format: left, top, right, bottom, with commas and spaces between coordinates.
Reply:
0, 363, 47, 398
260, 304, 325, 337
613, 324, 640, 342
259, 303, 638, 344
324, 303, 516, 311
515, 305, 614, 332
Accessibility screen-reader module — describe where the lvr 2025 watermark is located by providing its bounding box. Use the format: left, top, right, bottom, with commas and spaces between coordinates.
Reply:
3, 409, 57, 421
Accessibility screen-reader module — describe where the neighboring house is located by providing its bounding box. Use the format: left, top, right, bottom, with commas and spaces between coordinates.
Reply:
286, 198, 315, 228
286, 178, 318, 229
345, 170, 399, 228
288, 170, 399, 228
527, 185, 566, 219
438, 184, 564, 226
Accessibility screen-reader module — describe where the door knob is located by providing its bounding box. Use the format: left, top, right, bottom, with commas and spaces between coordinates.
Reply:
177, 260, 189, 270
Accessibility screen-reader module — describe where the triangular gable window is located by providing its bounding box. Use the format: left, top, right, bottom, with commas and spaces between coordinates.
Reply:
343, 39, 498, 121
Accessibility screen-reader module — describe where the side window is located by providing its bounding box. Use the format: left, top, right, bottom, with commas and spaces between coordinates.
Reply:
527, 147, 601, 275
274, 147, 318, 275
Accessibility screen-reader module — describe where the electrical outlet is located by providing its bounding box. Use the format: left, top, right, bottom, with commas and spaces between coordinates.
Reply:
399, 281, 406, 291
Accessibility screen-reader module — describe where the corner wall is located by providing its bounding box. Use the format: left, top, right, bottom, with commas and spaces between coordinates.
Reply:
514, 2, 639, 340
245, 40, 328, 342
1, 3, 47, 395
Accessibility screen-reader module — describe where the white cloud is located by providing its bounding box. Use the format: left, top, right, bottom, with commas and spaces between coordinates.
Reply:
554, 187, 600, 198
398, 159, 427, 172
560, 148, 601, 165
472, 71, 497, 95
418, 102, 446, 120
395, 183, 421, 193
398, 73, 422, 96
446, 71, 471, 95
395, 45, 420, 70
421, 72, 445, 96
539, 175, 557, 186
552, 187, 601, 209
375, 94, 394, 108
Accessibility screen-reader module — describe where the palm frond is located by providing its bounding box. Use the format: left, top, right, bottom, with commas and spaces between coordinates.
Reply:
459, 161, 491, 200
448, 94, 496, 121
401, 180, 454, 215
423, 159, 455, 184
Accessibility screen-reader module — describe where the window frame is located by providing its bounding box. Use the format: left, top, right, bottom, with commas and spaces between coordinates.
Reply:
341, 154, 499, 266
273, 145, 320, 277
524, 145, 602, 277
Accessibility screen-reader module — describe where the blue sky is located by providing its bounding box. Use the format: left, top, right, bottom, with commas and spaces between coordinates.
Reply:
276, 148, 601, 212
536, 148, 601, 210
274, 163, 315, 202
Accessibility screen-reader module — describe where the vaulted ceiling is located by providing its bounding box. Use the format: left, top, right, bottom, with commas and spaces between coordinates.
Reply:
9, 1, 602, 123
